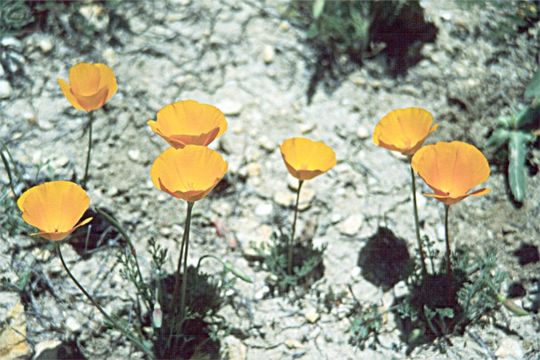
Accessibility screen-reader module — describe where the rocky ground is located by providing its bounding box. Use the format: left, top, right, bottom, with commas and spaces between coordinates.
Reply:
1, 0, 539, 359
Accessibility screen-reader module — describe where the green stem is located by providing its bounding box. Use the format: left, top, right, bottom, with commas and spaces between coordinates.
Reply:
169, 201, 194, 346
179, 202, 193, 323
82, 112, 94, 188
0, 149, 16, 196
56, 243, 154, 359
410, 164, 427, 276
95, 208, 152, 311
196, 254, 252, 283
444, 205, 452, 277
288, 180, 303, 276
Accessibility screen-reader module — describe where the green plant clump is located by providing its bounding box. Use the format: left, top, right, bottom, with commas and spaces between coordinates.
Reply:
487, 67, 540, 203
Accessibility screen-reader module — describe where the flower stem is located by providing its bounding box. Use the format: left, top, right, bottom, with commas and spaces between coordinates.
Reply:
169, 201, 194, 346
288, 180, 303, 276
56, 243, 154, 359
82, 112, 94, 188
410, 164, 427, 276
444, 205, 452, 277
179, 202, 193, 323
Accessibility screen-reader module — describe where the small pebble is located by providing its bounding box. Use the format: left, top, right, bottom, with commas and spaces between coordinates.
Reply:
339, 214, 364, 236
128, 149, 141, 162
0, 80, 13, 99
262, 45, 275, 64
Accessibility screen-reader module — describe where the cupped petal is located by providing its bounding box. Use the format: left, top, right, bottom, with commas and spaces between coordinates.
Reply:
373, 107, 436, 155
69, 63, 101, 96
95, 63, 118, 103
151, 145, 228, 201
58, 79, 85, 111
168, 128, 220, 148
31, 217, 93, 241
412, 141, 490, 198
280, 137, 336, 181
18, 181, 91, 236
150, 100, 227, 147
74, 87, 109, 112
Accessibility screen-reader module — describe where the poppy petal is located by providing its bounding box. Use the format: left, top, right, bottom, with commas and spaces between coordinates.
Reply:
373, 107, 436, 155
95, 63, 118, 103
280, 137, 336, 181
58, 79, 85, 111
69, 63, 101, 96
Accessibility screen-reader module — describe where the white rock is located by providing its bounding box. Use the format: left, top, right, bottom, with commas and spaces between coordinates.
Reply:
393, 281, 409, 298
33, 339, 62, 360
0, 300, 31, 359
351, 266, 361, 278
223, 336, 247, 360
246, 162, 261, 177
304, 308, 320, 323
0, 80, 12, 99
258, 135, 275, 152
274, 191, 294, 207
1, 37, 21, 48
300, 123, 315, 134
495, 337, 524, 360
102, 48, 117, 65
65, 316, 82, 333
128, 149, 141, 162
339, 214, 364, 236
38, 38, 54, 54
217, 99, 243, 116
53, 156, 69, 168
356, 125, 370, 139
254, 203, 273, 217
285, 338, 303, 349
262, 45, 275, 64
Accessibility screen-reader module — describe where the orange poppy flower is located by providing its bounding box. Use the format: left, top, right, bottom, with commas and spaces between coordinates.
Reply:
373, 107, 438, 155
17, 181, 92, 241
58, 62, 117, 112
147, 100, 227, 149
150, 145, 228, 202
411, 141, 491, 205
280, 137, 337, 181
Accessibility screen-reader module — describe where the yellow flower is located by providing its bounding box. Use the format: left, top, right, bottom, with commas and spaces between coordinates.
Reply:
150, 145, 228, 202
147, 100, 227, 149
17, 181, 92, 241
58, 62, 117, 112
280, 137, 336, 181
373, 107, 438, 155
411, 141, 491, 205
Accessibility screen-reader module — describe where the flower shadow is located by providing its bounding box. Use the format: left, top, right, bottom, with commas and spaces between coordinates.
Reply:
357, 227, 413, 291
150, 266, 222, 360
70, 208, 124, 258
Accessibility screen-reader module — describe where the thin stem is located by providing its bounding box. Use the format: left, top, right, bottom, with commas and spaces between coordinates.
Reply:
444, 205, 452, 277
95, 208, 151, 310
0, 149, 16, 196
410, 164, 427, 276
169, 201, 194, 347
179, 202, 193, 323
288, 180, 303, 276
56, 243, 154, 359
82, 112, 94, 188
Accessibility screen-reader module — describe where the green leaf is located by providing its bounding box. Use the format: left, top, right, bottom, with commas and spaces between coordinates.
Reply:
507, 131, 532, 202
312, 0, 326, 19
486, 128, 510, 148
525, 68, 540, 100
514, 103, 540, 129
497, 115, 513, 128
222, 260, 253, 283
306, 23, 319, 38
